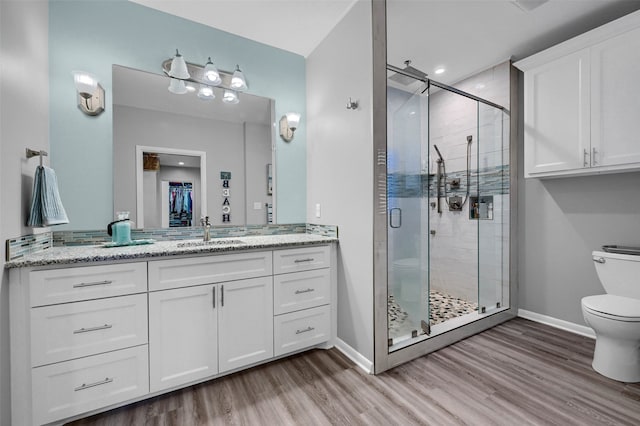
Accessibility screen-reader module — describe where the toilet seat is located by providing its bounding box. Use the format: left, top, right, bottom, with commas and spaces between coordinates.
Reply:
582, 294, 640, 322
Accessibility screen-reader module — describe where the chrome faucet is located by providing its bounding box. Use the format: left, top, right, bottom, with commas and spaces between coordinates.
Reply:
202, 216, 211, 242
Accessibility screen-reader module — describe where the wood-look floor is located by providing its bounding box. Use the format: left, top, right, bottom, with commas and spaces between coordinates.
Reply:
68, 318, 640, 425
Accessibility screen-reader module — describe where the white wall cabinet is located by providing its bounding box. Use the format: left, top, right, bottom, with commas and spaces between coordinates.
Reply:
515, 13, 640, 178
10, 245, 335, 425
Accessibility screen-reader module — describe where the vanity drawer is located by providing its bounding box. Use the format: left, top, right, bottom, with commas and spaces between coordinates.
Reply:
148, 251, 272, 291
273, 245, 330, 274
29, 262, 147, 307
31, 294, 148, 367
274, 305, 330, 357
274, 269, 330, 315
32, 345, 149, 426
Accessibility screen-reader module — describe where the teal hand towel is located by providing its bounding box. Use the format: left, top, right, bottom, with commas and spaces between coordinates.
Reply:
27, 166, 69, 227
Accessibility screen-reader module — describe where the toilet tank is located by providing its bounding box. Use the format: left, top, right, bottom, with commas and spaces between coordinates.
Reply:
592, 250, 640, 299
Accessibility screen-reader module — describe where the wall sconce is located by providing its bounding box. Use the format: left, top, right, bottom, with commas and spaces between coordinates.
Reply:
72, 71, 105, 116
279, 112, 301, 142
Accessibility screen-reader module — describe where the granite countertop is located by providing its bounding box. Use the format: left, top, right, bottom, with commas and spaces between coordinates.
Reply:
5, 234, 338, 269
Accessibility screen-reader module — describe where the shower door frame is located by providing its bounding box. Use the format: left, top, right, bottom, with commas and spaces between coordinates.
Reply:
372, 0, 520, 374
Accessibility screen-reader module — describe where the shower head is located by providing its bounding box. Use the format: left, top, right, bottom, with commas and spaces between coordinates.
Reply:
389, 60, 428, 86
433, 145, 444, 163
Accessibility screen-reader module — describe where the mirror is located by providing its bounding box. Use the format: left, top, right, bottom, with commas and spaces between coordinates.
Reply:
113, 65, 275, 227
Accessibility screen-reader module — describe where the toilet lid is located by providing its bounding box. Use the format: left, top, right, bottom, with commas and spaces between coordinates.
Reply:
582, 294, 640, 319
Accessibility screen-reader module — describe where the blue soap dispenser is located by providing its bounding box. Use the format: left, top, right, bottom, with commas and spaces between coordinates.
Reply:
107, 211, 132, 245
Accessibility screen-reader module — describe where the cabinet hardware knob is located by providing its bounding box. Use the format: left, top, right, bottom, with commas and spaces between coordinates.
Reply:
73, 280, 113, 288
295, 326, 315, 335
74, 377, 113, 391
73, 324, 112, 334
294, 258, 314, 263
295, 288, 315, 294
592, 147, 598, 165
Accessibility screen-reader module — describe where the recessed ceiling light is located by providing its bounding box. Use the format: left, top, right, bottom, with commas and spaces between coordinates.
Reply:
178, 161, 185, 166
434, 67, 445, 75
475, 83, 486, 90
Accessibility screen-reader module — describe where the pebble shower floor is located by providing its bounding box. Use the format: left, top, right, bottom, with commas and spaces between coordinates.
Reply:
388, 291, 479, 340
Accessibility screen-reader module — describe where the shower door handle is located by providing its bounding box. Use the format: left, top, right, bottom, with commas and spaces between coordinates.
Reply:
390, 208, 402, 228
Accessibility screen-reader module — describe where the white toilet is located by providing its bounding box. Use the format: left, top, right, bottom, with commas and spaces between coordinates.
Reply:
582, 250, 640, 382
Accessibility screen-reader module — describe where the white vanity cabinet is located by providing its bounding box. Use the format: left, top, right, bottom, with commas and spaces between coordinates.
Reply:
10, 262, 150, 426
273, 246, 332, 356
10, 242, 335, 425
515, 12, 640, 178
148, 283, 219, 392
147, 251, 273, 392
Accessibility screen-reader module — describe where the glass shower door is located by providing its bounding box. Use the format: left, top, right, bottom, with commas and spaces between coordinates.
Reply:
387, 84, 430, 349
477, 102, 508, 314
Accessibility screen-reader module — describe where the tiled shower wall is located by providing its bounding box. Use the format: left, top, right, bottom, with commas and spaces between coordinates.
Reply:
428, 62, 511, 305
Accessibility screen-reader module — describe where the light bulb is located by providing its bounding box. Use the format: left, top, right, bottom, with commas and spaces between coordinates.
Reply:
223, 89, 239, 104
203, 57, 221, 86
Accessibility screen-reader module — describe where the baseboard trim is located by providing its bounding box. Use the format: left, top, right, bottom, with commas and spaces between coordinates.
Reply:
518, 309, 595, 339
334, 338, 373, 374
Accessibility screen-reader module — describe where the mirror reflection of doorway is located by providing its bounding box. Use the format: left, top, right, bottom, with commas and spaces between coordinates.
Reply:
165, 182, 193, 227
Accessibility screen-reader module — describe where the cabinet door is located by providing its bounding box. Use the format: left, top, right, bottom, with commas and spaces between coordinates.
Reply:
591, 26, 640, 167
149, 284, 218, 392
524, 48, 591, 176
218, 276, 273, 373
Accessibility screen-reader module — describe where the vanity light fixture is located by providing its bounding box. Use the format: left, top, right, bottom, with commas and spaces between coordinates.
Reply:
230, 65, 248, 91
222, 89, 239, 104
72, 71, 105, 116
197, 84, 215, 100
279, 112, 301, 142
203, 57, 221, 86
168, 49, 190, 79
168, 77, 188, 94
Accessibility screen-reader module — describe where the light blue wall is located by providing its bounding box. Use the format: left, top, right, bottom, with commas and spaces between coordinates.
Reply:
49, 0, 306, 229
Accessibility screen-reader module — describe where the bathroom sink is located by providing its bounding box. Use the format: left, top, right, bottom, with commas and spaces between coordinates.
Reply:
176, 239, 246, 248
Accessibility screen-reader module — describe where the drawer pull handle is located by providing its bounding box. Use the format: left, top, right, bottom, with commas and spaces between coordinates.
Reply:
295, 326, 315, 335
73, 280, 113, 288
74, 377, 113, 392
295, 288, 315, 295
294, 258, 314, 263
73, 324, 113, 334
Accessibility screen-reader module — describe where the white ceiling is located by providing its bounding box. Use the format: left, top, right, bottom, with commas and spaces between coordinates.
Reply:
130, 0, 640, 84
130, 0, 358, 58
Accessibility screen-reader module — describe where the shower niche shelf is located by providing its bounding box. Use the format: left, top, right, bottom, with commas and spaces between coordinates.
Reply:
469, 195, 493, 220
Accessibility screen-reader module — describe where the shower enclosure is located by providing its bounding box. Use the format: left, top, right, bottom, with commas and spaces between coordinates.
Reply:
372, 1, 516, 372
386, 67, 510, 351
